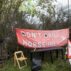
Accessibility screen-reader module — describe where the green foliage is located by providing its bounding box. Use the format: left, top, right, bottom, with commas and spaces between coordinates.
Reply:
0, 0, 22, 36
19, 0, 55, 16
19, 0, 57, 30
19, 0, 37, 16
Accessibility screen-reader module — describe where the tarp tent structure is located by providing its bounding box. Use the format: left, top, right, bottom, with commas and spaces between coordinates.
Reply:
16, 28, 69, 71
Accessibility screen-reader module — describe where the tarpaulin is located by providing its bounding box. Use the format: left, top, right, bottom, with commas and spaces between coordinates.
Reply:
66, 40, 71, 58
16, 28, 69, 48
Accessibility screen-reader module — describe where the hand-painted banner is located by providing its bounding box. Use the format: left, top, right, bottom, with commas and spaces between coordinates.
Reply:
16, 28, 69, 48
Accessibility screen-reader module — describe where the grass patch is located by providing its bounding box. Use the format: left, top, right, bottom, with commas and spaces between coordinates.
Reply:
42, 59, 71, 71
0, 59, 71, 71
